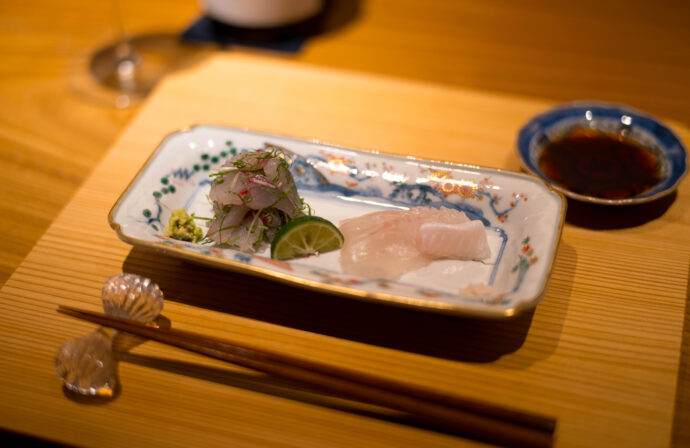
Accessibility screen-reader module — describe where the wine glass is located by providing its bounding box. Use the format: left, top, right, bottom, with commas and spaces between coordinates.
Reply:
67, 0, 201, 109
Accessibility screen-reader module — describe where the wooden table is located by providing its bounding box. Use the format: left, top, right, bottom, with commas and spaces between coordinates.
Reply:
1, 1, 689, 446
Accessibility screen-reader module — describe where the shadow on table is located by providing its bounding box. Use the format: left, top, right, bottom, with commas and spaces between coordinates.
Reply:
116, 351, 428, 429
122, 242, 572, 365
115, 349, 531, 439
565, 192, 677, 229
0, 430, 70, 448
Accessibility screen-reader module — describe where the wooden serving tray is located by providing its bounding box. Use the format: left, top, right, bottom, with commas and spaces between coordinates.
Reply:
1, 53, 688, 447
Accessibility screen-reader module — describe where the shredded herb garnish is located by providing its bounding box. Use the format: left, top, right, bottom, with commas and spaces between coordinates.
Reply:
201, 146, 311, 253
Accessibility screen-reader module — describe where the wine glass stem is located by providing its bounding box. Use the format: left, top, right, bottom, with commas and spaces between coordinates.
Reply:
112, 0, 139, 91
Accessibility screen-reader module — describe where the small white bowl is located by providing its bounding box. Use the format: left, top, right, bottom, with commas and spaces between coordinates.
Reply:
199, 0, 324, 28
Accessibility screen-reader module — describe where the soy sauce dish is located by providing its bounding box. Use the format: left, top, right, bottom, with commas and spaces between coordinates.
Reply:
516, 102, 688, 205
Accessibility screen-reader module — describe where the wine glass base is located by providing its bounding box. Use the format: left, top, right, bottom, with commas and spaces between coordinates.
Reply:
68, 33, 204, 109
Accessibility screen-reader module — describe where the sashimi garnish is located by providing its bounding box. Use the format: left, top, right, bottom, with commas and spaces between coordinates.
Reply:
204, 146, 310, 253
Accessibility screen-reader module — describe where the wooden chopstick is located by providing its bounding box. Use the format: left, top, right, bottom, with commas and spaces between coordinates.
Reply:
57, 305, 555, 447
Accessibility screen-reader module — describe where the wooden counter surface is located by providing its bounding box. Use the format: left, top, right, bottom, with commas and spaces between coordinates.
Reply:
1, 1, 688, 446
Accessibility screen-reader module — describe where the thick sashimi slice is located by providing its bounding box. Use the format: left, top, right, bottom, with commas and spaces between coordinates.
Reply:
338, 206, 489, 279
339, 207, 468, 243
340, 210, 412, 244
339, 229, 434, 279
418, 220, 491, 259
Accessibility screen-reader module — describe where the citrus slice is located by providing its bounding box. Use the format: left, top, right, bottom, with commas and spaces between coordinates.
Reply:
271, 216, 344, 260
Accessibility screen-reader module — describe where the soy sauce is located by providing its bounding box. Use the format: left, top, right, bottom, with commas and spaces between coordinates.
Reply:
537, 129, 663, 199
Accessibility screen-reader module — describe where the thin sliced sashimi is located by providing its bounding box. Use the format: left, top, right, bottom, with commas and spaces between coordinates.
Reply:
418, 220, 491, 259
246, 174, 284, 209
245, 174, 301, 217
263, 157, 292, 190
263, 159, 303, 218
223, 150, 268, 171
204, 147, 307, 253
209, 171, 252, 205
233, 213, 266, 252
206, 205, 250, 245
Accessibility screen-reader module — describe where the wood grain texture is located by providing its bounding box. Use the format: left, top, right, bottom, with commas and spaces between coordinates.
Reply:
0, 0, 200, 285
1, 54, 688, 447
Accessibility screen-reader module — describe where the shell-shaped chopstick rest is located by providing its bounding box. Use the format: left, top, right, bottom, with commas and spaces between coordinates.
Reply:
54, 329, 117, 397
101, 273, 164, 323
56, 274, 165, 397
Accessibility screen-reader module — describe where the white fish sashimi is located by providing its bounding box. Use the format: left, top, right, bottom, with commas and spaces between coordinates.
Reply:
418, 220, 491, 260
245, 174, 283, 209
339, 209, 402, 236
206, 205, 250, 245
208, 171, 252, 206
233, 212, 266, 253
245, 174, 302, 218
263, 157, 302, 217
222, 150, 268, 171
339, 206, 490, 280
263, 156, 292, 190
339, 229, 434, 279
339, 207, 465, 244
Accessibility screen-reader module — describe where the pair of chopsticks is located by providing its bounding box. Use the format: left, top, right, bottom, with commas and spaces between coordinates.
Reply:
58, 305, 555, 447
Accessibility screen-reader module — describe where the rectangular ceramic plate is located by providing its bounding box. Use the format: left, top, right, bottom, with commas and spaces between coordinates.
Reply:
109, 125, 565, 318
